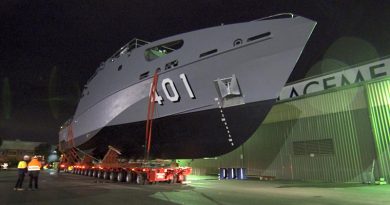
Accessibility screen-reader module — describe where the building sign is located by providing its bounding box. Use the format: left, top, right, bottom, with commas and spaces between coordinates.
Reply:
279, 58, 390, 100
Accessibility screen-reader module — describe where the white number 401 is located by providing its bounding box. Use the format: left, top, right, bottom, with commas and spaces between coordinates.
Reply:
151, 73, 195, 105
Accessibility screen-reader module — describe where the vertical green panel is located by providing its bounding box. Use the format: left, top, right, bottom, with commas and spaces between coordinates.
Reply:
189, 83, 377, 182
282, 86, 369, 182
366, 79, 390, 180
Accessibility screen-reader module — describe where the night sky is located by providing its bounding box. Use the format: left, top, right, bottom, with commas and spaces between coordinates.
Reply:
1, 0, 390, 144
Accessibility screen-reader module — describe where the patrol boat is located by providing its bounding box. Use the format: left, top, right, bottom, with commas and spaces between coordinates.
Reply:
59, 13, 316, 159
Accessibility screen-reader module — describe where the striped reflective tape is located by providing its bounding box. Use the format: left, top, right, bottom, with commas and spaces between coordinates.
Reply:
28, 166, 40, 171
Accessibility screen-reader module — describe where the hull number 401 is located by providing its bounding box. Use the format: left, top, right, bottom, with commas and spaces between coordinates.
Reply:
151, 73, 195, 105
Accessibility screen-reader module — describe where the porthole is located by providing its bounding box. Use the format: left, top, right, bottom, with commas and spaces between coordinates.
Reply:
233, 39, 243, 47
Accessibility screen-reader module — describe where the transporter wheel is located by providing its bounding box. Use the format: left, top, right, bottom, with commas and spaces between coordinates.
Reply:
177, 174, 186, 183
136, 173, 145, 185
126, 171, 134, 183
97, 171, 103, 179
93, 170, 98, 177
109, 172, 117, 181
103, 171, 110, 180
117, 172, 125, 182
169, 175, 177, 184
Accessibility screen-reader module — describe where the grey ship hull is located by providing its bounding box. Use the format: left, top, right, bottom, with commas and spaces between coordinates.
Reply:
78, 99, 274, 159
59, 14, 316, 159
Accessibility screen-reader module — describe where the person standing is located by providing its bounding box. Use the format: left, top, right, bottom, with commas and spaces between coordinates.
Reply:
27, 156, 41, 190
14, 155, 29, 191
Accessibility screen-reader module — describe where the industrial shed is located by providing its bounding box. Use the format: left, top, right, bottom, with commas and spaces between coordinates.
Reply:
184, 57, 390, 183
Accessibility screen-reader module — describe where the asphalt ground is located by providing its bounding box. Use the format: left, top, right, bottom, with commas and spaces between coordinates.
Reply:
1, 169, 390, 205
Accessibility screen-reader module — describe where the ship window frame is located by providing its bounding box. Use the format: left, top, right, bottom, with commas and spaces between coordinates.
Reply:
144, 40, 184, 61
247, 32, 271, 42
199, 49, 218, 58
233, 39, 243, 47
165, 59, 179, 70
139, 71, 150, 80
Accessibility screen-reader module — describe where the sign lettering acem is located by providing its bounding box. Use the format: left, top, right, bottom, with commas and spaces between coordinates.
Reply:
279, 58, 390, 100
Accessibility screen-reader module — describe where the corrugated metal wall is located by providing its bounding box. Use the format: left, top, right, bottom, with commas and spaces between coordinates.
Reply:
366, 80, 390, 180
284, 86, 376, 182
188, 79, 390, 182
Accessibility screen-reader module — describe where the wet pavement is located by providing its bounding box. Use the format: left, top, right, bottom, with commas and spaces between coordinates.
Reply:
1, 169, 390, 205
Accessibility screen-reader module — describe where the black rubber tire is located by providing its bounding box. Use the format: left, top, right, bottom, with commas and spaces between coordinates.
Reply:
169, 175, 177, 184
117, 172, 125, 182
125, 172, 134, 183
136, 173, 145, 185
110, 172, 117, 181
177, 174, 186, 183
97, 171, 103, 179
93, 170, 98, 177
103, 171, 110, 180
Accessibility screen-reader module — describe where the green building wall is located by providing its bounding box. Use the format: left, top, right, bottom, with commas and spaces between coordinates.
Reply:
187, 78, 389, 182
366, 80, 390, 180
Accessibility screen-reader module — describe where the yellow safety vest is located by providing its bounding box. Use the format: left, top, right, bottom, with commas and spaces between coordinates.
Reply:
17, 161, 27, 169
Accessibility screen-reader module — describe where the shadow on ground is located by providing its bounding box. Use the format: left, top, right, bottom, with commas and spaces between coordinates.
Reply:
276, 181, 370, 188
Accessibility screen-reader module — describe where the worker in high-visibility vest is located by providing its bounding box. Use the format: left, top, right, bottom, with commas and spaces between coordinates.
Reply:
14, 155, 30, 191
27, 156, 42, 190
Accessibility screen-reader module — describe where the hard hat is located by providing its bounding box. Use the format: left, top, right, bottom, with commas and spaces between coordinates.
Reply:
33, 156, 38, 159
23, 155, 30, 160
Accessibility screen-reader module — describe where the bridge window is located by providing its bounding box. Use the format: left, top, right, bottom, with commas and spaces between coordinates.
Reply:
145, 40, 184, 61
